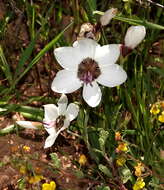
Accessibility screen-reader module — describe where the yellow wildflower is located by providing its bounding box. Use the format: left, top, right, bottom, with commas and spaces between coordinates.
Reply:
42, 181, 56, 190
78, 154, 87, 166
158, 111, 164, 123
133, 178, 145, 190
23, 145, 31, 152
115, 132, 122, 141
116, 142, 128, 153
134, 163, 144, 177
19, 166, 26, 174
150, 104, 160, 115
116, 156, 126, 166
28, 175, 44, 184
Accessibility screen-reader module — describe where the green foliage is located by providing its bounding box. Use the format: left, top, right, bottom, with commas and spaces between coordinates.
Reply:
0, 46, 13, 86
96, 185, 111, 190
50, 153, 61, 169
98, 128, 109, 153
98, 164, 112, 177
17, 178, 26, 190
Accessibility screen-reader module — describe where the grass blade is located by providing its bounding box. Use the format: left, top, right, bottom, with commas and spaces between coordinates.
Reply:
13, 21, 73, 86
14, 37, 37, 80
93, 11, 164, 30
0, 46, 13, 86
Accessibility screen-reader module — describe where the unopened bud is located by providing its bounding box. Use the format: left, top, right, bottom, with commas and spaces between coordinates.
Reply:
100, 8, 117, 26
124, 25, 146, 49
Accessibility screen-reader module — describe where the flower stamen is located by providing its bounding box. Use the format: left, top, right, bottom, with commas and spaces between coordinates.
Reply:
77, 57, 101, 85
43, 115, 65, 130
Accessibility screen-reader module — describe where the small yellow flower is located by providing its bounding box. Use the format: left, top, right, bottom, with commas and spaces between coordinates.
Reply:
116, 142, 128, 153
78, 154, 87, 166
134, 163, 144, 177
23, 145, 31, 152
150, 104, 160, 115
115, 132, 122, 141
116, 156, 126, 166
158, 111, 164, 123
42, 181, 56, 190
28, 175, 44, 184
19, 166, 26, 174
133, 178, 145, 190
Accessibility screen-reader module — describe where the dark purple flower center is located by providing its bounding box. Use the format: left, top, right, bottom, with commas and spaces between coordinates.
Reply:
77, 58, 101, 85
44, 115, 65, 130
56, 115, 65, 129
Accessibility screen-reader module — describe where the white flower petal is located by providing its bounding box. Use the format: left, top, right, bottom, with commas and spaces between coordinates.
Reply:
43, 121, 56, 135
97, 64, 127, 87
44, 125, 67, 148
124, 25, 146, 49
51, 70, 82, 93
44, 134, 57, 148
82, 82, 102, 107
16, 121, 38, 129
63, 119, 70, 128
54, 39, 99, 71
43, 104, 58, 121
66, 103, 79, 121
54, 47, 81, 70
57, 94, 68, 115
73, 38, 99, 59
95, 44, 120, 67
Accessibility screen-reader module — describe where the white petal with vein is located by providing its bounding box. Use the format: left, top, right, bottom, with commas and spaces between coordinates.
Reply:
82, 82, 102, 107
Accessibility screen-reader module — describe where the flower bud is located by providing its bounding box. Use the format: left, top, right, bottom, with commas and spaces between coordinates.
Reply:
124, 25, 146, 49
100, 8, 117, 26
115, 132, 122, 141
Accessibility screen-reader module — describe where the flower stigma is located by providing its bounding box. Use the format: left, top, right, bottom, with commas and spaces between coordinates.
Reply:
77, 57, 101, 85
56, 115, 66, 129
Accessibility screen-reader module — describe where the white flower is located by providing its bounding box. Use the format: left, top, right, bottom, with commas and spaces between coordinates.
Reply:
51, 38, 127, 107
16, 94, 79, 149
43, 94, 79, 148
100, 8, 117, 26
124, 25, 146, 49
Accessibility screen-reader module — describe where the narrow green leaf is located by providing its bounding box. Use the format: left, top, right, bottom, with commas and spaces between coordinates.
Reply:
114, 16, 164, 30
0, 125, 15, 135
14, 21, 73, 86
0, 46, 12, 86
93, 11, 164, 30
148, 66, 164, 77
87, 0, 97, 12
14, 37, 37, 80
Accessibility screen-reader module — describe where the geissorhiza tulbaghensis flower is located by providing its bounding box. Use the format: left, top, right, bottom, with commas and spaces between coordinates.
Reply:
121, 25, 146, 56
16, 94, 79, 148
51, 38, 127, 107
